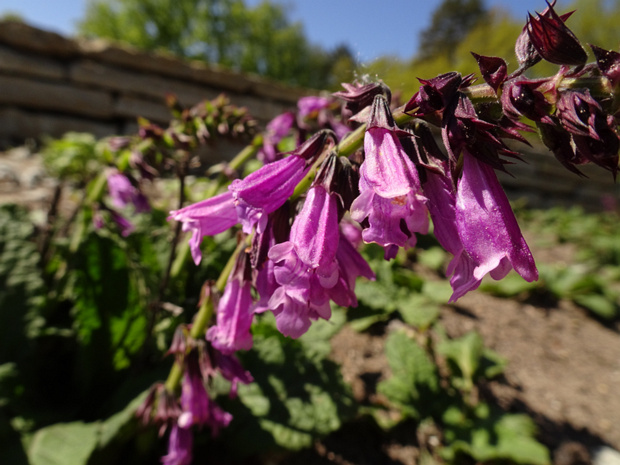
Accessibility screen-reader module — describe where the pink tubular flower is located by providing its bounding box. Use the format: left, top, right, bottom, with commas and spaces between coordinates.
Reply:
207, 251, 254, 353
350, 95, 429, 259
267, 185, 340, 337
177, 350, 233, 434
107, 170, 150, 213
161, 423, 193, 465
168, 191, 239, 265
230, 130, 332, 234
451, 152, 538, 300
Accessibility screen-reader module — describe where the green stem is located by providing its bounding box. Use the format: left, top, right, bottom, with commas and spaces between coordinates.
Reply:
229, 135, 262, 171
164, 237, 248, 394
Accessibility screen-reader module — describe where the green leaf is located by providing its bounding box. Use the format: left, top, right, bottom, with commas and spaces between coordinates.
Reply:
438, 331, 484, 391
480, 271, 538, 297
398, 294, 440, 329
229, 313, 355, 456
442, 404, 550, 465
27, 421, 100, 465
377, 330, 440, 419
573, 293, 617, 319
416, 246, 448, 271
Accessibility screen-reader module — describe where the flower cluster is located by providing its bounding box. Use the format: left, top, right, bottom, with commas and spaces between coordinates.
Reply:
137, 327, 252, 465
146, 2, 620, 462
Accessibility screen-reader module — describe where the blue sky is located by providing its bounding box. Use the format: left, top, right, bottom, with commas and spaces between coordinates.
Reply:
1, 0, 554, 63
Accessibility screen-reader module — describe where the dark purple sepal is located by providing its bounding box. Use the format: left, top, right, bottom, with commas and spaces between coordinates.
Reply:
471, 53, 508, 93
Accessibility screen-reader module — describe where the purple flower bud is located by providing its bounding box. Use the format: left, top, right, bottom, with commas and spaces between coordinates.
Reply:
537, 118, 587, 176
471, 53, 507, 93
109, 209, 135, 237
166, 325, 188, 359
556, 89, 620, 177
501, 78, 553, 123
556, 89, 604, 138
525, 3, 586, 66
333, 81, 391, 120
161, 423, 193, 465
350, 95, 429, 257
207, 251, 254, 353
591, 45, 620, 87
230, 131, 333, 234
404, 72, 464, 116
168, 191, 239, 265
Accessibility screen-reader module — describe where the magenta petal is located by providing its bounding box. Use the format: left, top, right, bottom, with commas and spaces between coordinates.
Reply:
207, 279, 254, 353
169, 191, 238, 265
456, 153, 538, 285
161, 423, 193, 465
423, 168, 463, 257
363, 127, 422, 197
290, 186, 340, 270
230, 155, 307, 234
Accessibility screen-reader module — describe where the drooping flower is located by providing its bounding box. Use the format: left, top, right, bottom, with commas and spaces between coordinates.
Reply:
421, 162, 479, 301
207, 250, 254, 354
268, 183, 340, 337
168, 191, 239, 265
107, 170, 150, 213
350, 95, 428, 259
177, 350, 233, 435
109, 209, 135, 237
451, 152, 538, 299
210, 349, 254, 399
251, 204, 291, 314
230, 130, 333, 234
161, 423, 193, 465
177, 350, 211, 428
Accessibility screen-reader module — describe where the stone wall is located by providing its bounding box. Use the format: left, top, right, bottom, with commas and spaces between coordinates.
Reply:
0, 21, 308, 146
0, 21, 618, 210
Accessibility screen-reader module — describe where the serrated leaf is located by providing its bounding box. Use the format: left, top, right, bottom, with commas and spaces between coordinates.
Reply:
438, 331, 484, 391
230, 315, 354, 457
377, 331, 440, 419
398, 294, 440, 329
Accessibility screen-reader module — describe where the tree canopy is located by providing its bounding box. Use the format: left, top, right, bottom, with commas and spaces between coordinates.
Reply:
78, 0, 355, 89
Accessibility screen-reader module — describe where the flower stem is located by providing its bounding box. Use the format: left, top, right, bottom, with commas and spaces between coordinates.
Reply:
164, 236, 248, 394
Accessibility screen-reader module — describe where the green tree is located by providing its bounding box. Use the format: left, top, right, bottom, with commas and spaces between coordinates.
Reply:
78, 0, 354, 89
417, 0, 487, 64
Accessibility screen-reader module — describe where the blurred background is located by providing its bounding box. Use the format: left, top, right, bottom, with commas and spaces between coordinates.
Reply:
3, 0, 619, 96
